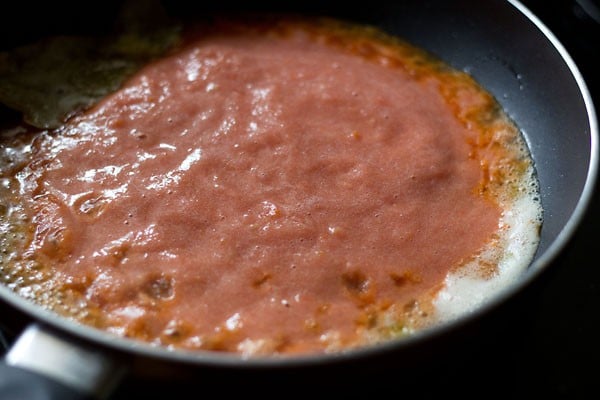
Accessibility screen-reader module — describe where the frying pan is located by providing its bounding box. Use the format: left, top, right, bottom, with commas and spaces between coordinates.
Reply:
0, 0, 597, 398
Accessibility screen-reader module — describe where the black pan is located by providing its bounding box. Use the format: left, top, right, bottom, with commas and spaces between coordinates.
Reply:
0, 0, 597, 398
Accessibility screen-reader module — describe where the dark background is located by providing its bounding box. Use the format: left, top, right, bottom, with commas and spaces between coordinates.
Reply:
1, 0, 598, 398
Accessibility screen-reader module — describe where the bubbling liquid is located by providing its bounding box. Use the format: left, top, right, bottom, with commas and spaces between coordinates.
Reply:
0, 17, 542, 356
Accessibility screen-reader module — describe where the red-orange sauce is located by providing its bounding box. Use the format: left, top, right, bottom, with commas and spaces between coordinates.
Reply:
0, 18, 531, 355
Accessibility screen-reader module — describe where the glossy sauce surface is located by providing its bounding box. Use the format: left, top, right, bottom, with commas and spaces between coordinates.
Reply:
0, 19, 541, 355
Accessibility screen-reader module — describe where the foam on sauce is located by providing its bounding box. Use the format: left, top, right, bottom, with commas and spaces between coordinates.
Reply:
0, 17, 542, 356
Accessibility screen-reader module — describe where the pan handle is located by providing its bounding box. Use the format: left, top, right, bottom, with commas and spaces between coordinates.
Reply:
0, 324, 127, 400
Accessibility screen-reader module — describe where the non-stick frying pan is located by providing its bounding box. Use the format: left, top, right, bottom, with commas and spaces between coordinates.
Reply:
0, 0, 597, 398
